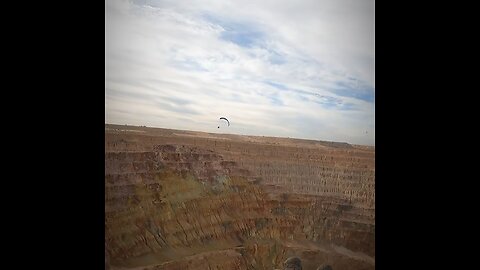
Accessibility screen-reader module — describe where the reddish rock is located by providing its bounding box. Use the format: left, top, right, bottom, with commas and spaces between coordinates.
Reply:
105, 124, 375, 270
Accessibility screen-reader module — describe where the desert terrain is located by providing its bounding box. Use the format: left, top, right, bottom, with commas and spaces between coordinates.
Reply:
105, 124, 375, 270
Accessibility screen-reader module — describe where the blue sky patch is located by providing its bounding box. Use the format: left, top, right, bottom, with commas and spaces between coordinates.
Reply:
220, 29, 263, 48
330, 81, 375, 103
203, 13, 265, 48
265, 81, 288, 90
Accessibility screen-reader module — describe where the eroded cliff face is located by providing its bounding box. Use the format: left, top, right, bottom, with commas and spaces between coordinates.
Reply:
105, 125, 375, 270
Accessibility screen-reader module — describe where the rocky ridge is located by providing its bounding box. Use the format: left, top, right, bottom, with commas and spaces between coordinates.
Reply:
105, 125, 375, 270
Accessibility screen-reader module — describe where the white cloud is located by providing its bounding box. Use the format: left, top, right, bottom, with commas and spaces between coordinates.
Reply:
106, 0, 375, 145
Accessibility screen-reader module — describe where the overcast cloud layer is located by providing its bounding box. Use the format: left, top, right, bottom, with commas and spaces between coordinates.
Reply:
105, 0, 375, 145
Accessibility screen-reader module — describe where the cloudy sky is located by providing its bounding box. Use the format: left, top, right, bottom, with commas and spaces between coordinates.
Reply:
105, 0, 375, 145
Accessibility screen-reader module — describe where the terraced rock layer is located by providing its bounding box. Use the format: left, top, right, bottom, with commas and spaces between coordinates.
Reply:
105, 124, 375, 270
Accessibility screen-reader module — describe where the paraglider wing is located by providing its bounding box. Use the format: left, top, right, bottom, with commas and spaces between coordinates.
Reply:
219, 117, 230, 126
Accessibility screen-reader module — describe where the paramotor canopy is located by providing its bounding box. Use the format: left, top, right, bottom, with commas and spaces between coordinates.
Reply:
219, 117, 230, 126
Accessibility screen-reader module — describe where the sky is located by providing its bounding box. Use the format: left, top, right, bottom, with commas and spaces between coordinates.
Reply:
105, 0, 375, 146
